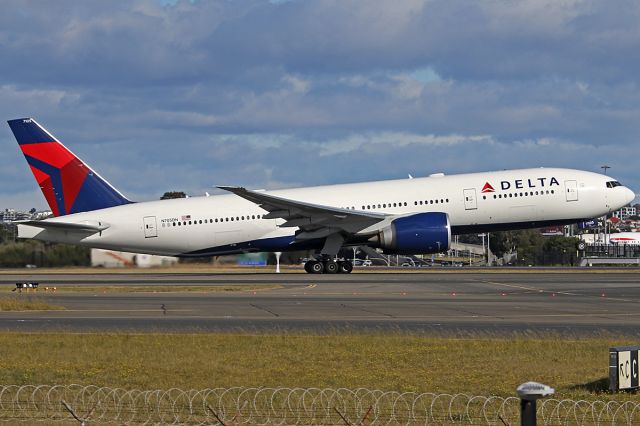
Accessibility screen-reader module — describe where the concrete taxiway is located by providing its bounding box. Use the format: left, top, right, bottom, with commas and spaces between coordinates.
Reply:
1, 270, 639, 335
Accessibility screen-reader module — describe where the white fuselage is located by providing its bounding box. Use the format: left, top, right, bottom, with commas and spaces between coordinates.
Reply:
19, 167, 635, 256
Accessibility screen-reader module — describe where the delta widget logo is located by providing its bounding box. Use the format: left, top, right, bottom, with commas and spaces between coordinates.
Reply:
481, 182, 495, 193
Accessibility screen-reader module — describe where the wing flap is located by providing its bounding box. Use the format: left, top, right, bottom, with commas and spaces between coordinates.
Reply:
218, 186, 385, 236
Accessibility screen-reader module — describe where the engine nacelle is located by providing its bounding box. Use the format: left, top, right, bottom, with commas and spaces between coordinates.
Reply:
369, 212, 451, 254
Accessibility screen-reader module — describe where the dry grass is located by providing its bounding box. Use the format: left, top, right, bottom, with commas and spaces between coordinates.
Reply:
0, 296, 64, 311
0, 332, 632, 400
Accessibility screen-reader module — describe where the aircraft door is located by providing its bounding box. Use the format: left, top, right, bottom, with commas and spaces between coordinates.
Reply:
143, 216, 158, 238
463, 188, 478, 210
565, 180, 578, 202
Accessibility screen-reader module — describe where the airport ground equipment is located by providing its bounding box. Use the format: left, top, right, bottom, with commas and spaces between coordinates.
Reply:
14, 282, 39, 291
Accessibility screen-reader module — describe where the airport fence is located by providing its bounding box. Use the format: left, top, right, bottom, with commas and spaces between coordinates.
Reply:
1, 385, 640, 425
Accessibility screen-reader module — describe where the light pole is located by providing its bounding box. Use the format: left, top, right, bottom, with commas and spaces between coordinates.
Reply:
478, 233, 486, 266
600, 165, 611, 246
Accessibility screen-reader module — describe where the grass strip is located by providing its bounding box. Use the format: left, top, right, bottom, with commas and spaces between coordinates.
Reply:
0, 296, 64, 311
0, 332, 633, 400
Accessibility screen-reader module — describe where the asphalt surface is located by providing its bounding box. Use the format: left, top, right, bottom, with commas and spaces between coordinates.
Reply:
2, 270, 640, 335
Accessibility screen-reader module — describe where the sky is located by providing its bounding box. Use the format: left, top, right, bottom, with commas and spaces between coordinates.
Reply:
1, 0, 639, 211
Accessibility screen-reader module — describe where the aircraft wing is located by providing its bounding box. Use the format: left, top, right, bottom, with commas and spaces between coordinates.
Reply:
16, 220, 109, 233
218, 186, 386, 240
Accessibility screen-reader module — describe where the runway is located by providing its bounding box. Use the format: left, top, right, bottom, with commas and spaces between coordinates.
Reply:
1, 270, 640, 335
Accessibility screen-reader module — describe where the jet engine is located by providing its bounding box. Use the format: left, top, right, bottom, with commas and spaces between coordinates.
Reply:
368, 212, 451, 254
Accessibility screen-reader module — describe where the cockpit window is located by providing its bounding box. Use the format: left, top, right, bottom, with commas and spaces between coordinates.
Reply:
606, 181, 622, 188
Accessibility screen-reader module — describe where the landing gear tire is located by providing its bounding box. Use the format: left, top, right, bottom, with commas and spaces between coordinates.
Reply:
337, 261, 353, 274
323, 260, 339, 274
305, 260, 324, 274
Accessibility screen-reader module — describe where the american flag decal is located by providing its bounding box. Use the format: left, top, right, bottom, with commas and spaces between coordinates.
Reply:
181, 215, 191, 221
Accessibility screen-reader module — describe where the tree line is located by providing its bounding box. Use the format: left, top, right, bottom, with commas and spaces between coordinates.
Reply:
460, 229, 580, 266
0, 226, 90, 267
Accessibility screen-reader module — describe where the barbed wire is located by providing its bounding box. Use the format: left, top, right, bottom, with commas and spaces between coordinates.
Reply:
0, 385, 639, 425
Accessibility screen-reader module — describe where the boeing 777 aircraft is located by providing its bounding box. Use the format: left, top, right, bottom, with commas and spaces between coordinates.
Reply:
7, 118, 636, 273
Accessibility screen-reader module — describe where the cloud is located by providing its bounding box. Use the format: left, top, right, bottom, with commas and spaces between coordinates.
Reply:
0, 0, 638, 210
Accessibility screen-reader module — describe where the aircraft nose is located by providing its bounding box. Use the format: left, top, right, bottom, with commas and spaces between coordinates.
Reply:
625, 187, 636, 204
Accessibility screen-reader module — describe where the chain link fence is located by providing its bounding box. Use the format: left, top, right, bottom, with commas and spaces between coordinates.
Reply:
1, 385, 639, 425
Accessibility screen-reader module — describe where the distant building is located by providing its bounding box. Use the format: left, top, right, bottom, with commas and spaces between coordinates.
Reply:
0, 209, 52, 222
540, 226, 564, 236
91, 249, 178, 268
613, 206, 637, 220
32, 211, 53, 219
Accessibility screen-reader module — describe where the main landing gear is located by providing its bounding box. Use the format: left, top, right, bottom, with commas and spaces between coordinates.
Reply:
304, 258, 353, 274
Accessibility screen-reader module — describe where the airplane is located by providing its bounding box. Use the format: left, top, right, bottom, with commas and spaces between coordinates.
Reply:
608, 232, 640, 246
7, 118, 636, 273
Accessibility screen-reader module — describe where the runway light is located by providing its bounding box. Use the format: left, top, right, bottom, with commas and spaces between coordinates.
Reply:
551, 293, 556, 297
451, 292, 456, 297
252, 291, 257, 295
601, 293, 606, 298
501, 292, 507, 296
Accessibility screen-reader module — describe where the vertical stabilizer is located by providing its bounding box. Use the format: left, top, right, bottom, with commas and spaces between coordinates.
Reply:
7, 118, 132, 216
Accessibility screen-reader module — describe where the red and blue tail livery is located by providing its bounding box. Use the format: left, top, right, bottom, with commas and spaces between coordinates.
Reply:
7, 118, 131, 216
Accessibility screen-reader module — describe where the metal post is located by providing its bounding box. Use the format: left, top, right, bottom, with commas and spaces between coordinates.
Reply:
520, 399, 536, 426
516, 382, 553, 426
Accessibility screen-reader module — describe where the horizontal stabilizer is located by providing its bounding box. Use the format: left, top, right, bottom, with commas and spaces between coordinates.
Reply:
17, 220, 109, 233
